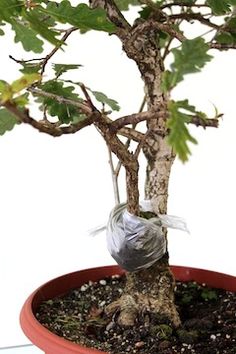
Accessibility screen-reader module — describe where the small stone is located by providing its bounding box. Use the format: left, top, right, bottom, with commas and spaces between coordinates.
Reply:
210, 334, 216, 340
135, 341, 145, 348
80, 285, 87, 292
226, 334, 231, 339
99, 279, 107, 285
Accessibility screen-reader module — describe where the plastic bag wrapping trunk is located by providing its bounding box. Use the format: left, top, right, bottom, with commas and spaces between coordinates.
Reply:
106, 202, 188, 272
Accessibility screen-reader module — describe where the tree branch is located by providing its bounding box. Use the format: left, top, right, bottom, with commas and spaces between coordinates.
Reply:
209, 43, 236, 50
89, 0, 131, 30
110, 111, 166, 133
169, 13, 220, 31
132, 20, 186, 42
188, 115, 221, 128
161, 2, 210, 10
40, 27, 77, 77
3, 102, 99, 137
28, 87, 92, 115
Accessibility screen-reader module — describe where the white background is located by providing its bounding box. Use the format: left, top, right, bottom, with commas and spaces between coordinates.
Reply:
0, 13, 236, 347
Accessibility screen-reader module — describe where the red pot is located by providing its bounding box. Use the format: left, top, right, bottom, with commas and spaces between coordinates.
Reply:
20, 265, 236, 354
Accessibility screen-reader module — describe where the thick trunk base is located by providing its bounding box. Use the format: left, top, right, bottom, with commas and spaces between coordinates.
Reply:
105, 254, 181, 328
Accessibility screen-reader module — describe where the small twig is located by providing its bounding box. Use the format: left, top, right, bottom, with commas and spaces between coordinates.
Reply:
79, 84, 98, 112
161, 2, 210, 10
9, 55, 44, 64
138, 95, 147, 113
107, 146, 121, 205
162, 36, 175, 61
134, 128, 152, 159
40, 27, 77, 77
43, 105, 49, 122
115, 95, 146, 175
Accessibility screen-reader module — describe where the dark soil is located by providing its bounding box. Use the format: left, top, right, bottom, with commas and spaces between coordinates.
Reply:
36, 274, 236, 354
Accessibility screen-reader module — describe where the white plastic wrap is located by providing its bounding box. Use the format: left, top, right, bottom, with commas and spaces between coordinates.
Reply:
106, 202, 189, 272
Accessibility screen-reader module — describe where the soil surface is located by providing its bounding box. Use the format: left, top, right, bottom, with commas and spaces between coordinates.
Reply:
36, 274, 236, 354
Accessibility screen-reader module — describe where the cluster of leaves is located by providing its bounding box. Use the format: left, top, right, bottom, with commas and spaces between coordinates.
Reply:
162, 38, 213, 92
35, 64, 120, 124
50, 64, 120, 111
0, 61, 120, 134
0, 73, 40, 135
1, 0, 235, 161
162, 37, 214, 161
0, 0, 115, 53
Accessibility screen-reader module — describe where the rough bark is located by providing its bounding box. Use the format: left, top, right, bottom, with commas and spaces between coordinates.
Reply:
120, 17, 180, 328
105, 254, 180, 328
90, 0, 180, 327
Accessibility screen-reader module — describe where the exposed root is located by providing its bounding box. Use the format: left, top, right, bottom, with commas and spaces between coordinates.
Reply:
105, 255, 181, 328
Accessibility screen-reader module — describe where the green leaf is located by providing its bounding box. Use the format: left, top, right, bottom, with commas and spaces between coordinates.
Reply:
37, 80, 82, 123
13, 93, 29, 107
11, 19, 44, 53
0, 108, 19, 135
162, 71, 178, 93
11, 73, 41, 93
164, 38, 213, 91
38, 1, 116, 33
61, 80, 120, 112
20, 62, 41, 74
0, 0, 23, 21
167, 100, 198, 162
171, 38, 213, 81
0, 83, 13, 103
0, 80, 8, 94
90, 90, 120, 111
22, 8, 62, 47
206, 0, 236, 15
115, 0, 139, 11
52, 63, 82, 78
71, 114, 87, 124
216, 31, 235, 44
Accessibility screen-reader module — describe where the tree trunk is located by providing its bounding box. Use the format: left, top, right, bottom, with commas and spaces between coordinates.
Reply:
105, 25, 181, 327
90, 0, 180, 327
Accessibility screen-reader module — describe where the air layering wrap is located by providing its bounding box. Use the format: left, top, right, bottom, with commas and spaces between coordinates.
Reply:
106, 202, 189, 272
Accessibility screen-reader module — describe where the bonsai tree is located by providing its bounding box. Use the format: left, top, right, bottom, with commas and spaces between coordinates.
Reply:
0, 0, 235, 329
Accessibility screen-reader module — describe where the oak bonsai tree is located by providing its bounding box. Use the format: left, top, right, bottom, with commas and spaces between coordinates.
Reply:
1, 0, 235, 335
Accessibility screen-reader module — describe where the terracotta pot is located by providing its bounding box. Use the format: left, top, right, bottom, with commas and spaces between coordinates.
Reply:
20, 265, 236, 354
